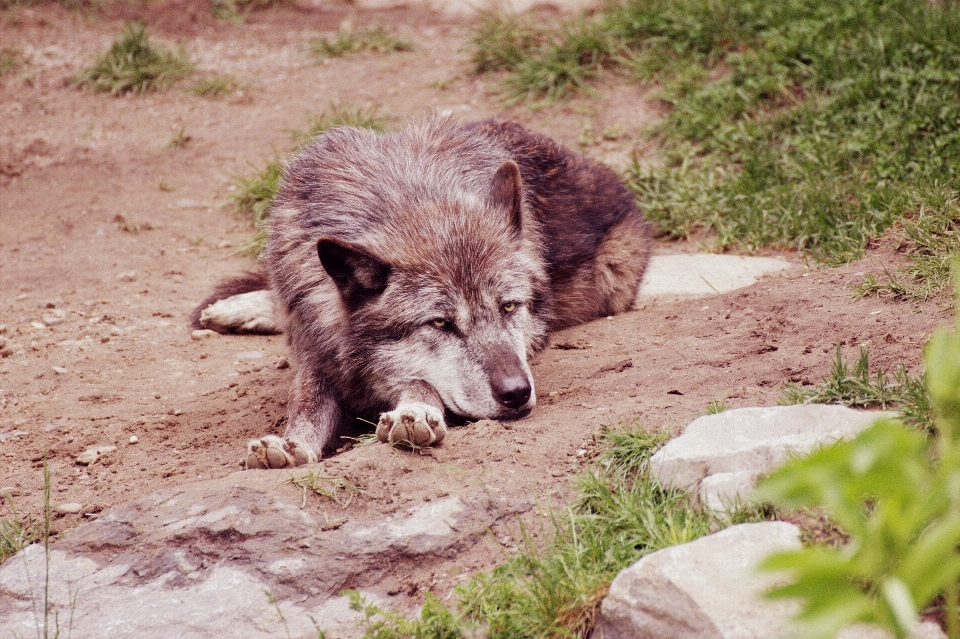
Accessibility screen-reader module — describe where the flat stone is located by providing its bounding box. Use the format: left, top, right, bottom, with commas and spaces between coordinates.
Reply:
651, 405, 892, 496
55, 502, 83, 515
597, 522, 802, 639
75, 445, 118, 466
698, 471, 760, 514
0, 430, 28, 442
636, 254, 799, 304
190, 329, 219, 340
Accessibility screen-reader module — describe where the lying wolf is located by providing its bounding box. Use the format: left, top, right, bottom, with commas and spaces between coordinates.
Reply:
193, 118, 651, 469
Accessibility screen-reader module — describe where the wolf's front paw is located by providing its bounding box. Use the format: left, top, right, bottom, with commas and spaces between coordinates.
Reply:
245, 435, 317, 469
376, 403, 447, 448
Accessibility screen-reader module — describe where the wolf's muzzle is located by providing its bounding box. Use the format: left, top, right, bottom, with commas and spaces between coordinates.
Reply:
493, 374, 532, 410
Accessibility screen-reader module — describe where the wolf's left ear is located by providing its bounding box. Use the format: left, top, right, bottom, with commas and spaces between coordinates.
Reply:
317, 238, 391, 307
487, 160, 523, 236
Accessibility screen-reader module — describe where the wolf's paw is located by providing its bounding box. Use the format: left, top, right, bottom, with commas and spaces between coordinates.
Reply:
376, 403, 447, 448
245, 435, 317, 469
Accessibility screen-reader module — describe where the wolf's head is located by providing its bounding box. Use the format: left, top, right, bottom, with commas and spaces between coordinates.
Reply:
317, 160, 550, 421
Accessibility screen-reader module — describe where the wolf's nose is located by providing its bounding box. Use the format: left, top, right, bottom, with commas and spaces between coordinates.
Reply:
494, 375, 532, 410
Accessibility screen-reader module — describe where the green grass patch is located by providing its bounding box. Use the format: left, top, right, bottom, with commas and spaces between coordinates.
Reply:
341, 427, 714, 639
467, 0, 960, 292
189, 73, 242, 98
0, 45, 25, 77
310, 25, 414, 60
233, 102, 389, 255
0, 507, 40, 565
780, 344, 931, 430
75, 23, 193, 95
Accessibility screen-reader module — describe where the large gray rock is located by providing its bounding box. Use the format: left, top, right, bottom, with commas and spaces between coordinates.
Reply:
651, 405, 893, 513
597, 521, 947, 639
597, 522, 802, 639
0, 475, 529, 638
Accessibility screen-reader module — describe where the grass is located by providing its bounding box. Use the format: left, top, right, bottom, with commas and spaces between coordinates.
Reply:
211, 0, 282, 22
290, 472, 366, 508
189, 73, 242, 98
341, 426, 715, 639
0, 502, 40, 565
310, 25, 414, 61
466, 0, 960, 294
165, 125, 190, 149
0, 45, 25, 77
74, 23, 193, 95
780, 344, 931, 430
232, 102, 390, 255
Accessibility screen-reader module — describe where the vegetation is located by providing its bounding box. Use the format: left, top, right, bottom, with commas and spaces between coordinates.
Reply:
189, 74, 243, 98
233, 102, 389, 255
757, 272, 960, 639
780, 344, 931, 430
310, 25, 414, 60
74, 23, 193, 95
211, 0, 282, 22
0, 502, 39, 565
0, 46, 24, 77
341, 427, 714, 639
466, 0, 960, 294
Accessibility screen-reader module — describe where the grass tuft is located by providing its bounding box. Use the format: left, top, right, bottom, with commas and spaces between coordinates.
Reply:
0, 504, 40, 565
780, 344, 931, 430
233, 102, 389, 255
75, 23, 193, 95
0, 45, 25, 77
310, 24, 414, 60
189, 73, 243, 98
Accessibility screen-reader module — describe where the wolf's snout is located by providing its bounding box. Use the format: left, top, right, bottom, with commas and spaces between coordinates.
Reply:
492, 373, 532, 410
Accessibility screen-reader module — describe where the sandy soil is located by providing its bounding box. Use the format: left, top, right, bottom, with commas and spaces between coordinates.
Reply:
0, 0, 951, 600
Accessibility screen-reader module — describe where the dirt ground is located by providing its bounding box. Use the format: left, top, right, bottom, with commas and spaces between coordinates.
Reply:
0, 0, 952, 600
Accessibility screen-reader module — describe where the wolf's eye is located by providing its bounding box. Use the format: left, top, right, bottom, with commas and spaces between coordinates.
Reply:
502, 302, 518, 313
431, 318, 448, 329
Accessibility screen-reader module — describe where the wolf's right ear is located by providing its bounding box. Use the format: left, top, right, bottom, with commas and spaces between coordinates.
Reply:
317, 238, 391, 307
487, 160, 523, 237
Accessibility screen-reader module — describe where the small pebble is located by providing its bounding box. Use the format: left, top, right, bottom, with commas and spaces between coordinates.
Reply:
129, 435, 139, 444
191, 329, 219, 340
56, 503, 83, 515
75, 445, 117, 466
0, 486, 21, 498
116, 270, 138, 282
30, 321, 47, 330
52, 366, 69, 375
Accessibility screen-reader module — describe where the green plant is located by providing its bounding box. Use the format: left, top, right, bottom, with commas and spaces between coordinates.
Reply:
287, 102, 389, 147
465, 9, 544, 74
0, 500, 40, 565
75, 23, 193, 95
190, 73, 242, 98
165, 125, 191, 149
756, 268, 960, 639
233, 103, 390, 255
348, 591, 468, 639
212, 0, 281, 22
310, 25, 414, 60
705, 398, 726, 414
780, 344, 931, 430
0, 45, 25, 77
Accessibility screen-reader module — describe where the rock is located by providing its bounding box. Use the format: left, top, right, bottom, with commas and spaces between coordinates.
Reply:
233, 350, 263, 360
52, 366, 68, 375
75, 445, 118, 466
597, 522, 802, 639
0, 430, 28, 442
0, 475, 531, 637
129, 435, 139, 444
636, 254, 799, 304
190, 329, 219, 340
0, 486, 21, 498
41, 309, 66, 326
116, 270, 138, 282
56, 502, 83, 515
651, 405, 893, 512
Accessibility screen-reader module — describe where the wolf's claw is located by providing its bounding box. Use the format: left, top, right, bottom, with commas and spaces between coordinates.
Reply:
245, 435, 317, 469
377, 403, 447, 448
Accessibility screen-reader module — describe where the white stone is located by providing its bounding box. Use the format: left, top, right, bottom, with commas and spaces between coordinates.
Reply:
698, 471, 760, 514
75, 445, 118, 466
597, 522, 802, 639
56, 502, 83, 515
129, 436, 139, 444
636, 254, 799, 304
651, 405, 892, 492
190, 329, 219, 340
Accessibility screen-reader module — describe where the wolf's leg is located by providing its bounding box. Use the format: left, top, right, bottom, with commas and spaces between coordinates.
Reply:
198, 290, 282, 334
245, 366, 339, 469
376, 380, 447, 448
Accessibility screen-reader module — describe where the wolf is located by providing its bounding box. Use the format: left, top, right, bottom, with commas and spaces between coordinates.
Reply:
193, 117, 651, 469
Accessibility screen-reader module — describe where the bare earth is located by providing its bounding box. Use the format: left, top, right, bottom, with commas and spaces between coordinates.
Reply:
0, 1, 951, 605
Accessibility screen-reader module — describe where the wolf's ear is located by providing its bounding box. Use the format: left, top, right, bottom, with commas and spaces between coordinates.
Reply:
317, 238, 391, 307
487, 160, 523, 236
